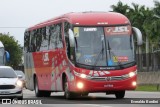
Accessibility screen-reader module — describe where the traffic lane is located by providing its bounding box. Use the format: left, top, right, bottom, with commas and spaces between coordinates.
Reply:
24, 89, 160, 98
1, 104, 160, 107
23, 89, 160, 104
1, 89, 160, 107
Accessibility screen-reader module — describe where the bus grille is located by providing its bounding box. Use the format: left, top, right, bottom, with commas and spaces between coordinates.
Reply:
90, 76, 126, 81
0, 85, 15, 89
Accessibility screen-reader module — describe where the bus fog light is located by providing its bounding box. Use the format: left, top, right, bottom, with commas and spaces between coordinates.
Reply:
77, 82, 84, 89
132, 81, 137, 86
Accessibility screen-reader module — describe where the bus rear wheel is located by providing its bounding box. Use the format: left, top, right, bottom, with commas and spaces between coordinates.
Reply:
34, 77, 51, 97
115, 91, 125, 99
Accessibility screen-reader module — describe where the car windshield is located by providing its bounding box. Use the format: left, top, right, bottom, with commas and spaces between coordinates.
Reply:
0, 68, 17, 78
15, 70, 25, 79
0, 48, 5, 65
74, 26, 135, 67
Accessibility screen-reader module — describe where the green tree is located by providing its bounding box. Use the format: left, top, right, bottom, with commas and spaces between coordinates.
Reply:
0, 33, 22, 66
110, 1, 130, 15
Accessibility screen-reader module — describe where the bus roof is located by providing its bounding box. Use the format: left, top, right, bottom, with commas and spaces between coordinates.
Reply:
28, 12, 130, 31
0, 41, 4, 48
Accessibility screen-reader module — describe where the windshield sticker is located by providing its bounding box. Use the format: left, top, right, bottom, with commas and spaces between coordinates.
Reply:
105, 26, 131, 36
84, 54, 96, 59
84, 54, 96, 64
113, 56, 128, 62
85, 59, 92, 63
74, 27, 79, 37
108, 60, 113, 66
84, 28, 97, 31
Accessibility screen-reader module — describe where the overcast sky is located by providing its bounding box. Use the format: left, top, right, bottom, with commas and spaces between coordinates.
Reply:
0, 0, 156, 46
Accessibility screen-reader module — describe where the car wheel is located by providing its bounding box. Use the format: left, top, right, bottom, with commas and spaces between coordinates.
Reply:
115, 91, 125, 99
18, 96, 23, 100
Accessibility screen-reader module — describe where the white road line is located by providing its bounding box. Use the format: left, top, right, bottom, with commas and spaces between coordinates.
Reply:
82, 104, 112, 107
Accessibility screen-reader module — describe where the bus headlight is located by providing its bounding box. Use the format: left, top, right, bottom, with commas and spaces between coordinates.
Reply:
74, 71, 91, 79
80, 74, 87, 78
129, 72, 136, 77
122, 70, 137, 78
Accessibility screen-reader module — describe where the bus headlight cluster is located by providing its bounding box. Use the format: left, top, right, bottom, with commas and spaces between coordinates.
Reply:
122, 70, 137, 78
74, 71, 91, 79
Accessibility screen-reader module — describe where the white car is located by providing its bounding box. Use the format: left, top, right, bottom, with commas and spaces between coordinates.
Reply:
0, 66, 23, 100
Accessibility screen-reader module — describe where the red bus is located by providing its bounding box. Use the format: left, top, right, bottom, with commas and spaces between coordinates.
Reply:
24, 12, 142, 99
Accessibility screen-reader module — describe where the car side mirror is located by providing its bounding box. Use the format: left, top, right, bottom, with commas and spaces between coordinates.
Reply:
18, 75, 23, 79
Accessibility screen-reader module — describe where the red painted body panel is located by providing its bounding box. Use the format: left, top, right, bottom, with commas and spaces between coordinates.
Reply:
32, 49, 68, 91
26, 12, 136, 93
68, 66, 137, 92
28, 12, 130, 31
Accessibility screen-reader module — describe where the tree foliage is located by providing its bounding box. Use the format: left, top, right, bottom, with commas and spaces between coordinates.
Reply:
111, 1, 160, 52
0, 33, 22, 66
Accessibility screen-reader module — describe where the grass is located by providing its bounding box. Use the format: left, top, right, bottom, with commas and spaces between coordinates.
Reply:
135, 84, 160, 92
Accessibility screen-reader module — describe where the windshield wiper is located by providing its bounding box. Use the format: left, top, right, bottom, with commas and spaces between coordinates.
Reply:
92, 44, 104, 70
107, 40, 124, 69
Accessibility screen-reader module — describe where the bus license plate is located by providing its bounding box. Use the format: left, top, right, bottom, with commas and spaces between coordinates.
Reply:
104, 84, 113, 88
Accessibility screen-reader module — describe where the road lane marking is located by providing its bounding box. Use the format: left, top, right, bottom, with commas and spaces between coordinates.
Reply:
82, 104, 112, 107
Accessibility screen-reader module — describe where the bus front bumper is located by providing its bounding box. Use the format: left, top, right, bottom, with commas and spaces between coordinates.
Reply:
69, 75, 137, 93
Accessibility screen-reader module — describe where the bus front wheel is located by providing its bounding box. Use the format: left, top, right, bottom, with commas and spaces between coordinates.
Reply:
115, 91, 125, 99
64, 78, 76, 99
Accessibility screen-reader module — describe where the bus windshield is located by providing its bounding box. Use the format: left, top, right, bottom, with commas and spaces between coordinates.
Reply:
0, 47, 5, 65
74, 26, 135, 68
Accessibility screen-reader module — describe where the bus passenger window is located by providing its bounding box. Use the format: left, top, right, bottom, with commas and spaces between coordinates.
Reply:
36, 29, 42, 51
49, 25, 56, 49
49, 23, 63, 49
64, 22, 70, 58
55, 24, 63, 48
40, 27, 49, 51
30, 31, 36, 52
24, 31, 30, 52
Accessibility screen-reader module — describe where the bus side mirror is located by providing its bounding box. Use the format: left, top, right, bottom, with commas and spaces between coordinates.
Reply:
5, 51, 10, 62
68, 29, 76, 63
132, 27, 143, 46
68, 29, 75, 47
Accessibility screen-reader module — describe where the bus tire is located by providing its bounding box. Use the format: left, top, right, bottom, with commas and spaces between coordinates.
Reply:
82, 92, 89, 96
34, 77, 43, 97
43, 91, 51, 97
64, 78, 74, 99
115, 91, 125, 99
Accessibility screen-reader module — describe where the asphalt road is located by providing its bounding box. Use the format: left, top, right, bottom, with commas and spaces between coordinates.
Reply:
1, 89, 160, 107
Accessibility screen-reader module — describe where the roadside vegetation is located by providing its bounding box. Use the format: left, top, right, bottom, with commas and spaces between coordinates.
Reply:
111, 1, 160, 71
136, 84, 160, 92
0, 33, 22, 66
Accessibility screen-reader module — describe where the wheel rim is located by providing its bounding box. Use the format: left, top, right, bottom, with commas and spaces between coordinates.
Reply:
35, 79, 38, 95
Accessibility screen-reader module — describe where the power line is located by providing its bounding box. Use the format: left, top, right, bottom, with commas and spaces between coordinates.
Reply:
0, 27, 27, 28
